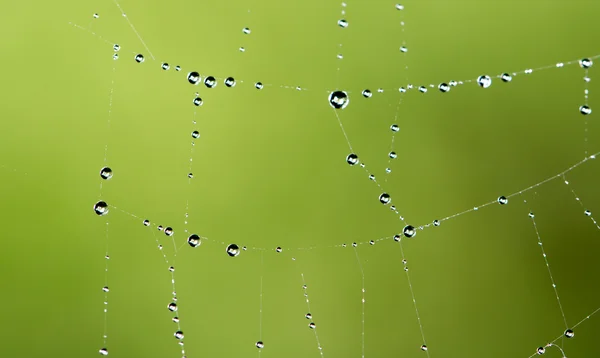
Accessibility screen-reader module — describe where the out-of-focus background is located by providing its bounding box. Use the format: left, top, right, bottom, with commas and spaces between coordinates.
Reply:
1, 1, 599, 357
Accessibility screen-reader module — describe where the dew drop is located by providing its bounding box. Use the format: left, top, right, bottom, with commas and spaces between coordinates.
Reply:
400, 46, 408, 53
161, 63, 170, 70
187, 72, 200, 85
352, 242, 357, 247
192, 131, 200, 139
169, 266, 175, 272
175, 66, 181, 71
193, 97, 203, 106
421, 345, 428, 351
501, 73, 512, 82
255, 82, 264, 89
389, 151, 397, 159
99, 348, 108, 355
309, 322, 316, 329
477, 75, 492, 88
204, 76, 217, 88
256, 341, 264, 349
188, 234, 201, 248
174, 331, 184, 340
102, 286, 109, 292
585, 210, 592, 216
395, 4, 404, 10
528, 212, 535, 218
100, 167, 113, 180
403, 225, 416, 238
393, 234, 401, 242
329, 90, 350, 109
172, 316, 179, 323
498, 196, 508, 205
438, 83, 450, 92
390, 124, 400, 132
225, 77, 236, 87
449, 80, 458, 86
537, 347, 546, 355
338, 19, 348, 28
188, 173, 193, 178
112, 53, 119, 60
418, 86, 427, 93
564, 329, 574, 338
226, 243, 240, 257
433, 220, 440, 227
305, 313, 312, 319
93, 13, 100, 19
346, 153, 359, 165
242, 27, 251, 34
362, 89, 372, 98
580, 105, 592, 115
134, 54, 144, 63
168, 302, 178, 312
143, 219, 150, 226
113, 44, 120, 52
164, 227, 173, 236
379, 193, 391, 205
276, 246, 283, 253
580, 58, 593, 69
94, 201, 109, 216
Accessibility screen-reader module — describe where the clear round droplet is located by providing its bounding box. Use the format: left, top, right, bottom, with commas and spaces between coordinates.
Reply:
94, 201, 109, 216
537, 347, 546, 355
99, 348, 108, 355
100, 167, 113, 180
501, 73, 512, 82
329, 90, 350, 109
346, 153, 359, 166
477, 75, 492, 88
433, 220, 440, 227
438, 83, 450, 93
113, 44, 120, 52
242, 27, 251, 34
168, 302, 178, 312
226, 243, 240, 257
580, 58, 593, 69
362, 89, 372, 98
390, 124, 400, 132
161, 63, 170, 70
93, 13, 100, 19
498, 196, 508, 205
102, 286, 109, 292
528, 212, 535, 218
565, 329, 574, 338
255, 82, 264, 89
175, 66, 181, 71
174, 331, 184, 340
143, 219, 150, 226
309, 322, 316, 329
112, 53, 119, 60
449, 80, 458, 86
400, 46, 408, 53
369, 240, 375, 245
169, 266, 175, 272
276, 247, 283, 253
158, 225, 163, 231
192, 131, 200, 139
305, 313, 312, 319
204, 76, 217, 88
580, 105, 592, 115
403, 225, 416, 238
165, 227, 173, 236
225, 77, 236, 87
418, 86, 427, 93
388, 151, 397, 159
338, 19, 348, 28
193, 97, 203, 106
379, 193, 391, 205
135, 54, 145, 63
352, 242, 357, 247
585, 210, 592, 216
395, 4, 404, 10
187, 72, 200, 85
256, 341, 264, 349
393, 234, 401, 242
172, 316, 179, 323
188, 234, 201, 248
188, 173, 193, 179
420, 345, 428, 351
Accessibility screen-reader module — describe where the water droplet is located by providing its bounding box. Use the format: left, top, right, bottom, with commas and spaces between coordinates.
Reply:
102, 286, 109, 292
389, 151, 397, 159
113, 44, 120, 52
169, 266, 175, 272
276, 247, 283, 253
352, 242, 357, 247
390, 124, 400, 132
564, 329, 574, 338
174, 331, 184, 340
477, 75, 492, 88
585, 210, 592, 216
226, 244, 240, 257
134, 54, 145, 63
580, 58, 593, 69
239, 47, 246, 52
346, 153, 359, 165
204, 76, 217, 88
161, 63, 170, 70
165, 227, 173, 236
242, 27, 251, 34
192, 131, 200, 139
580, 105, 592, 115
379, 193, 391, 205
433, 220, 440, 227
449, 80, 458, 86
537, 347, 546, 355
438, 83, 450, 92
188, 173, 193, 179
418, 86, 427, 93
421, 345, 428, 351
329, 90, 350, 109
158, 225, 164, 231
193, 97, 203, 106
93, 13, 100, 19
498, 196, 508, 205
501, 73, 512, 82
99, 348, 108, 355
168, 302, 178, 312
100, 167, 113, 180
255, 82, 264, 89
362, 89, 372, 98
225, 77, 236, 87
94, 201, 109, 216
256, 341, 264, 349
112, 53, 119, 60
175, 66, 181, 71
309, 322, 316, 329
528, 212, 535, 218
393, 234, 401, 242
143, 219, 150, 226
369, 240, 375, 245
395, 4, 404, 10
369, 174, 375, 180
187, 72, 200, 85
403, 225, 416, 238
400, 46, 408, 53
172, 316, 179, 323
188, 234, 201, 248
385, 168, 391, 173
338, 19, 348, 28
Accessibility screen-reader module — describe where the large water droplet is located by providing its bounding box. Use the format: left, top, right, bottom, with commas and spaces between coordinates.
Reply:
187, 72, 200, 85
94, 201, 109, 216
329, 91, 349, 109
100, 167, 113, 180
477, 75, 492, 88
226, 244, 240, 257
188, 234, 201, 248
134, 54, 144, 63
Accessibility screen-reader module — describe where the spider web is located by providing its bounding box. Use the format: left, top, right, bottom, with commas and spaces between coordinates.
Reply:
1, 1, 599, 357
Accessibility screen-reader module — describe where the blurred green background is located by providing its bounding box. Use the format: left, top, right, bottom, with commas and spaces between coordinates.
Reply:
1, 0, 599, 357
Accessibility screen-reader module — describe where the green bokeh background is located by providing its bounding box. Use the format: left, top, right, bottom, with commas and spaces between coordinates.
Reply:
1, 0, 599, 357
